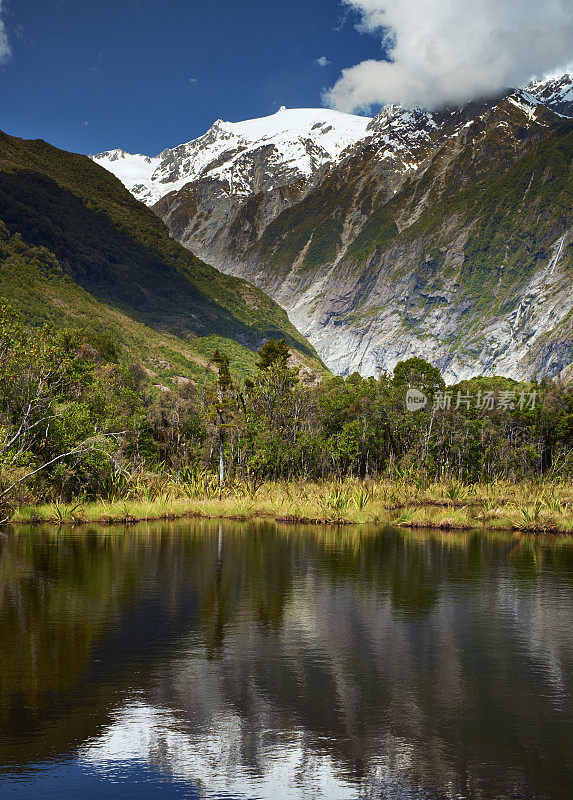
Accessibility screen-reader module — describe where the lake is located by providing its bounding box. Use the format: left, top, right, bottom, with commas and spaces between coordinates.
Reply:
0, 520, 571, 799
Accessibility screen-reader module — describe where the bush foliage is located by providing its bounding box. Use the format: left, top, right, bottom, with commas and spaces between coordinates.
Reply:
1, 303, 571, 519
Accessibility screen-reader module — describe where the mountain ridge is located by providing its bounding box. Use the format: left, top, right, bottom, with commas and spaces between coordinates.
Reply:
92, 106, 372, 204
92, 76, 573, 209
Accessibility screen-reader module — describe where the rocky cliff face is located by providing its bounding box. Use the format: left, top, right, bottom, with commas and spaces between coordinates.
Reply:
93, 76, 573, 381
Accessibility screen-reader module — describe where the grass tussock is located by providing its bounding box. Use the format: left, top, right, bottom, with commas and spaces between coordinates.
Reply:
7, 475, 573, 534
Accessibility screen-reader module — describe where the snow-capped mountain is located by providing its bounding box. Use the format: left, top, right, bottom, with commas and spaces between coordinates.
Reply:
93, 76, 571, 210
91, 150, 159, 200
93, 75, 573, 383
92, 107, 372, 205
359, 80, 569, 175
527, 73, 573, 117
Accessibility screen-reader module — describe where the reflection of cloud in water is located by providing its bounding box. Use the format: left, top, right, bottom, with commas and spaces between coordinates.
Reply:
80, 561, 573, 800
79, 700, 427, 800
494, 579, 572, 706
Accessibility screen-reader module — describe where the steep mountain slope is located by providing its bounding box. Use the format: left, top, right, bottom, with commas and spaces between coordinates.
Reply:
0, 224, 231, 387
224, 89, 573, 379
125, 77, 572, 382
93, 108, 372, 279
0, 130, 324, 382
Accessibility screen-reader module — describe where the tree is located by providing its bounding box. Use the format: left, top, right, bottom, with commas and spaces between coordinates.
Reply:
0, 303, 136, 515
206, 350, 236, 486
392, 357, 445, 399
240, 340, 309, 479
256, 338, 291, 371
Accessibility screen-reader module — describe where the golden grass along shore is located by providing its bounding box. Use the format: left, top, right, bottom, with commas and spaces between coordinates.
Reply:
7, 478, 572, 533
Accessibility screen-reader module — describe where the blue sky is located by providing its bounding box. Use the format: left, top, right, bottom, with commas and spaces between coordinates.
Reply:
0, 0, 383, 156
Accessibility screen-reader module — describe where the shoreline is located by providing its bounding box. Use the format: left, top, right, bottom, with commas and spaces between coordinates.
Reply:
5, 489, 572, 535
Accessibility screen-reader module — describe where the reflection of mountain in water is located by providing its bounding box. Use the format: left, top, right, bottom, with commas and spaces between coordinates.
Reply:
0, 522, 572, 799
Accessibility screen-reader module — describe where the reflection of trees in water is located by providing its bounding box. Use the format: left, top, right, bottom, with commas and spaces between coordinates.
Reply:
0, 522, 572, 797
0, 524, 207, 764
0, 530, 138, 717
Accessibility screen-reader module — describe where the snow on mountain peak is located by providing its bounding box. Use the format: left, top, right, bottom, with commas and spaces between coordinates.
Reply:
91, 75, 571, 206
92, 149, 160, 192
526, 73, 573, 117
92, 108, 372, 205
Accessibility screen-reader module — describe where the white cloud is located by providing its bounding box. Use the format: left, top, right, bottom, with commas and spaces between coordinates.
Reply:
0, 1, 11, 64
315, 56, 331, 67
189, 77, 198, 85
325, 0, 573, 111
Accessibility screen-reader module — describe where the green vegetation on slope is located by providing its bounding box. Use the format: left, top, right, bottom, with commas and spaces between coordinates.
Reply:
0, 222, 262, 384
0, 129, 321, 367
252, 114, 572, 360
254, 166, 361, 273
396, 120, 573, 318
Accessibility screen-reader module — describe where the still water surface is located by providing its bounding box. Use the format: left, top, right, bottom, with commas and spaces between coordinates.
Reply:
0, 521, 572, 799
